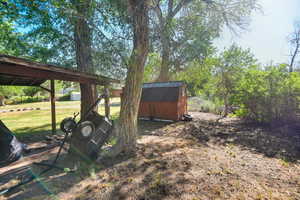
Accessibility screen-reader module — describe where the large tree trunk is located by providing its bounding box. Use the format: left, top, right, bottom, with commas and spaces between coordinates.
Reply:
99, 0, 149, 158
157, 31, 171, 82
70, 0, 97, 156
73, 0, 97, 116
117, 0, 149, 154
157, 48, 171, 82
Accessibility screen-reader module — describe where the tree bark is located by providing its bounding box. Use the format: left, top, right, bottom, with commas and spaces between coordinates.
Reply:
0, 96, 5, 106
154, 0, 192, 82
290, 42, 299, 73
118, 0, 149, 153
100, 0, 149, 157
73, 0, 97, 116
290, 28, 300, 73
104, 85, 110, 118
70, 0, 97, 156
157, 21, 171, 82
157, 41, 171, 82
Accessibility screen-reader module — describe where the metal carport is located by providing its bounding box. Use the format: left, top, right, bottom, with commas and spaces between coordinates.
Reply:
0, 54, 119, 134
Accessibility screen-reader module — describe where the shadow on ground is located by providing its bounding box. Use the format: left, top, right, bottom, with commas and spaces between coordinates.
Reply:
13, 123, 62, 144
0, 149, 134, 200
68, 137, 194, 200
138, 119, 172, 136
151, 116, 300, 162
0, 119, 174, 200
1, 113, 300, 200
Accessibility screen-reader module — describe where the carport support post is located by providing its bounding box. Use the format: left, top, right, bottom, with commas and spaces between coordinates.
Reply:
50, 80, 56, 134
104, 85, 110, 118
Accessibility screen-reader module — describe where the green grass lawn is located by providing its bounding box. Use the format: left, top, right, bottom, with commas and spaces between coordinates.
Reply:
0, 97, 121, 110
0, 99, 120, 142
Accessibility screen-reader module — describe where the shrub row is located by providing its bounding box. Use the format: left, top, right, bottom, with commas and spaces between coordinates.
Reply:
5, 96, 48, 105
57, 93, 71, 101
4, 93, 72, 105
232, 66, 300, 125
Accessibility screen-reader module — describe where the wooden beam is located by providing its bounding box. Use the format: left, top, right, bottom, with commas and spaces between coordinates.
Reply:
40, 85, 51, 93
0, 63, 107, 85
29, 79, 39, 86
0, 54, 120, 84
50, 80, 56, 134
10, 78, 17, 85
104, 85, 110, 118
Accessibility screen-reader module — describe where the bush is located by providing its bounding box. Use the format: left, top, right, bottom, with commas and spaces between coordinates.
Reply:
23, 87, 42, 97
188, 96, 222, 114
7, 96, 47, 105
232, 65, 300, 124
57, 93, 71, 101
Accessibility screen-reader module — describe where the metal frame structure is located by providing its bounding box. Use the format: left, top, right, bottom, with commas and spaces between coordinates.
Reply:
0, 54, 119, 134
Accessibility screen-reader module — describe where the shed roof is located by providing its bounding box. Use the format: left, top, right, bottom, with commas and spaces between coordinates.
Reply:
142, 81, 185, 89
141, 87, 180, 102
141, 81, 186, 102
0, 54, 119, 86
0, 74, 45, 86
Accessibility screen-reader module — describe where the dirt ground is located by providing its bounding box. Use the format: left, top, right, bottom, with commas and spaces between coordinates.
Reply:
1, 112, 300, 200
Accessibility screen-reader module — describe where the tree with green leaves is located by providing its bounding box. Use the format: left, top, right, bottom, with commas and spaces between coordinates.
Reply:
0, 86, 24, 106
210, 44, 257, 116
149, 0, 259, 82
100, 0, 150, 157
71, 0, 97, 112
143, 52, 161, 82
232, 64, 300, 124
0, 22, 27, 56
175, 57, 218, 96
1, 0, 150, 157
0, 0, 75, 63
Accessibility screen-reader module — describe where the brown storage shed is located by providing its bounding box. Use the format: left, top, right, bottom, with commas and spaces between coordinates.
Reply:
111, 89, 123, 97
138, 81, 188, 121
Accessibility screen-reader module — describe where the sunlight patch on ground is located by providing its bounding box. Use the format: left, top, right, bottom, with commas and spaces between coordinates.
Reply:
0, 100, 120, 138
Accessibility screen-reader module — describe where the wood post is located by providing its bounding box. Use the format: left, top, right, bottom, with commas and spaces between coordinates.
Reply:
50, 80, 56, 134
104, 85, 110, 118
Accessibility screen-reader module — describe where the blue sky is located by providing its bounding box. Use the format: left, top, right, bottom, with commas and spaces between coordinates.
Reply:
214, 0, 300, 64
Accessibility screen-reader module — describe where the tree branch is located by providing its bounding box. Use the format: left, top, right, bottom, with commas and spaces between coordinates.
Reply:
168, 0, 173, 15
168, 0, 192, 19
289, 25, 300, 72
152, 0, 164, 26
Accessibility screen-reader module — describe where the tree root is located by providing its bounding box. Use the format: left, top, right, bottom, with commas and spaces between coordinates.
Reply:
96, 124, 136, 163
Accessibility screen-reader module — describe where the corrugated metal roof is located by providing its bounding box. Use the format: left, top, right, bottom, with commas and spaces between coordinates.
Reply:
0, 54, 120, 86
143, 81, 185, 88
0, 74, 45, 86
141, 87, 180, 102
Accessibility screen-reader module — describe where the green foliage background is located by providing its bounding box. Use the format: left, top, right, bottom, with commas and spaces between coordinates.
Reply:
173, 44, 300, 124
1, 0, 298, 125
